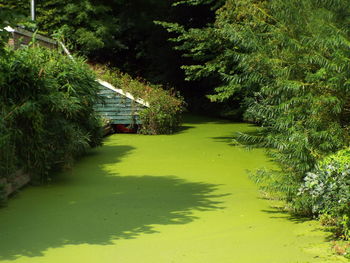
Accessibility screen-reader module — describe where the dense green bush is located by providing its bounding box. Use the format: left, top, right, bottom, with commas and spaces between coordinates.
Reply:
138, 88, 184, 135
298, 149, 350, 239
93, 65, 185, 135
0, 46, 103, 191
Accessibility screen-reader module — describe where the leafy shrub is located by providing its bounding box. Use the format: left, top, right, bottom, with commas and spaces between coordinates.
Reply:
0, 46, 103, 184
93, 65, 185, 135
298, 149, 350, 239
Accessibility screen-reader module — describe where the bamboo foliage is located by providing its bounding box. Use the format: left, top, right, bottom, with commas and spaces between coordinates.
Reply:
0, 46, 103, 184
161, 0, 350, 206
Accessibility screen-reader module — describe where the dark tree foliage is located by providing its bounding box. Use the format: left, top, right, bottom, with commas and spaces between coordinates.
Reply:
0, 0, 216, 112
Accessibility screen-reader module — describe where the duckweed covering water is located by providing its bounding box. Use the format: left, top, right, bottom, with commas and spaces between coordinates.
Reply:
0, 115, 346, 263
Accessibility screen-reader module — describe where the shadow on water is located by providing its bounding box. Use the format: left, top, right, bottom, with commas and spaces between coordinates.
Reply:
211, 135, 238, 146
183, 114, 235, 125
261, 209, 310, 224
210, 129, 265, 147
175, 114, 252, 135
173, 114, 234, 135
173, 125, 195, 134
0, 145, 226, 260
262, 208, 336, 241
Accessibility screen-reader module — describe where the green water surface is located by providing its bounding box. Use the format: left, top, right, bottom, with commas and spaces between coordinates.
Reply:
0, 115, 347, 263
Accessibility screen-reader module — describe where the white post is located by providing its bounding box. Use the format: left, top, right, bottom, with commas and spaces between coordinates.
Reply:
31, 0, 35, 21
58, 41, 75, 61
